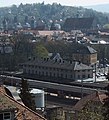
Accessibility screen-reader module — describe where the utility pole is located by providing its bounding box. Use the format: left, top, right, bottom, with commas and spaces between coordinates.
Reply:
95, 63, 97, 82
81, 69, 84, 99
81, 78, 83, 99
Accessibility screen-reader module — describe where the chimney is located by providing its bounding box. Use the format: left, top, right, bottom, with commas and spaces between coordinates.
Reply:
59, 59, 62, 63
55, 59, 57, 62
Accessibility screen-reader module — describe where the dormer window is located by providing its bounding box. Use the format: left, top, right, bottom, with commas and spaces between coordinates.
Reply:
4, 112, 11, 120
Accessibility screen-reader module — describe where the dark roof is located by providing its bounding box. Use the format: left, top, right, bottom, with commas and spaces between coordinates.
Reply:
63, 17, 94, 31
70, 44, 97, 54
23, 58, 92, 70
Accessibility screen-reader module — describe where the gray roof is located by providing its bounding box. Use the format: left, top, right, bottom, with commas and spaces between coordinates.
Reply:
70, 43, 97, 54
23, 58, 92, 71
63, 17, 94, 32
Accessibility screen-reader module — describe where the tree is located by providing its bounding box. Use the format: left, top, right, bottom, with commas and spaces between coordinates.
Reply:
103, 80, 109, 120
34, 44, 49, 58
78, 101, 103, 120
19, 78, 36, 111
103, 24, 109, 29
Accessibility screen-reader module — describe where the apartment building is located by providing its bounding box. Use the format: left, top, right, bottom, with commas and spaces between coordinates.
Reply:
21, 57, 93, 81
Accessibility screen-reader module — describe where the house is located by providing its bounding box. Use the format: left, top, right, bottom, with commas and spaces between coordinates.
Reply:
73, 91, 106, 119
46, 106, 65, 120
21, 57, 93, 81
70, 43, 97, 66
0, 86, 46, 120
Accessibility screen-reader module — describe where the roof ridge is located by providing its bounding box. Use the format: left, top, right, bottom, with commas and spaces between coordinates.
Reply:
0, 86, 46, 120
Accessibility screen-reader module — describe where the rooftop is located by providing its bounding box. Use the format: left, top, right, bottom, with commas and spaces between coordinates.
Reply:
63, 17, 94, 31
23, 57, 92, 70
0, 86, 46, 120
70, 43, 97, 54
73, 91, 106, 111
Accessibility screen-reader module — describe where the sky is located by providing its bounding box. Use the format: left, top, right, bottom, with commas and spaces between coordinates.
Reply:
0, 0, 109, 7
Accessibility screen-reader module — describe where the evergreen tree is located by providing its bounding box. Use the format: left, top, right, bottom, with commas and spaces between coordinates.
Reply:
19, 78, 36, 111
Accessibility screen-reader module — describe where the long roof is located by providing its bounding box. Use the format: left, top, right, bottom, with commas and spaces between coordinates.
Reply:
63, 17, 94, 31
23, 58, 93, 70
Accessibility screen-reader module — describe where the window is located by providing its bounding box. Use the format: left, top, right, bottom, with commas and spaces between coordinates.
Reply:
57, 73, 59, 77
39, 71, 41, 75
78, 75, 80, 79
49, 67, 52, 70
71, 75, 72, 78
88, 74, 90, 78
0, 114, 3, 120
46, 67, 48, 70
65, 74, 67, 78
61, 74, 63, 77
4, 112, 11, 120
42, 71, 44, 75
42, 66, 44, 69
24, 65, 26, 67
28, 69, 30, 73
49, 72, 52, 76
32, 70, 34, 74
82, 75, 85, 78
46, 72, 48, 76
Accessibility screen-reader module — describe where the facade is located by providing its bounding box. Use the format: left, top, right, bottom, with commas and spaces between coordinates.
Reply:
21, 57, 93, 81
46, 106, 65, 120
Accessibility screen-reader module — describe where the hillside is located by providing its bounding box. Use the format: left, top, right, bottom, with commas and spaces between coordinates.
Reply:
0, 2, 108, 29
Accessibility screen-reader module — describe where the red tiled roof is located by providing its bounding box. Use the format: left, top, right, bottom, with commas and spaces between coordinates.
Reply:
0, 86, 46, 120
73, 91, 107, 111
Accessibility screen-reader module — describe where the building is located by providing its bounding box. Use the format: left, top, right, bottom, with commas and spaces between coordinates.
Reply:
73, 91, 106, 119
70, 44, 97, 66
46, 106, 65, 120
21, 57, 93, 81
0, 85, 46, 120
63, 17, 94, 32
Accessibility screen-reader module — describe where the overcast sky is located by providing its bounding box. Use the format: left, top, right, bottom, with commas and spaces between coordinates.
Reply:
0, 0, 109, 7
